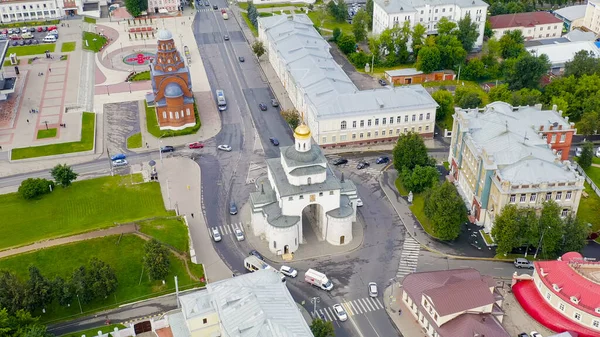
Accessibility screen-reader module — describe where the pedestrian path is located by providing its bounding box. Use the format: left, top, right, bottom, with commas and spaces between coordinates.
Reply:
209, 222, 245, 238
396, 236, 420, 279
311, 297, 384, 322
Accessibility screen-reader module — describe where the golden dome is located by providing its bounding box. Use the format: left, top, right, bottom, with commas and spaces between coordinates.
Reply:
294, 123, 311, 140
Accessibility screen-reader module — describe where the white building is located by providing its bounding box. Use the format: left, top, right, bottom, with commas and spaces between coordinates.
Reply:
0, 0, 63, 23
258, 14, 438, 149
489, 12, 563, 41
584, 0, 600, 34
250, 123, 358, 255
553, 5, 587, 31
448, 102, 584, 233
526, 41, 600, 74
148, 0, 181, 14
372, 0, 488, 49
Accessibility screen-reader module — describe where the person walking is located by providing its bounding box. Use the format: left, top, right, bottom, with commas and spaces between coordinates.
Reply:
191, 213, 194, 218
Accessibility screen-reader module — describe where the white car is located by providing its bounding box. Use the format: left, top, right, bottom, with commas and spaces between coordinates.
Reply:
280, 265, 298, 277
212, 228, 222, 242
332, 304, 347, 321
234, 228, 244, 241
356, 198, 363, 207
112, 159, 128, 167
368, 282, 378, 297
596, 147, 600, 157
575, 147, 582, 157
530, 332, 542, 337
218, 144, 232, 152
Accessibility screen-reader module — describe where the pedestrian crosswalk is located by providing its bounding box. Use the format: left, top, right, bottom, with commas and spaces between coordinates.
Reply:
209, 222, 244, 237
396, 236, 421, 279
310, 297, 384, 322
195, 8, 213, 12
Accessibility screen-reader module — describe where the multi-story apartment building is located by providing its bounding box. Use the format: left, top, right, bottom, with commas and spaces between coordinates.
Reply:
448, 102, 584, 233
0, 0, 63, 23
490, 12, 564, 40
372, 0, 488, 49
258, 14, 438, 149
584, 0, 600, 34
148, 0, 181, 14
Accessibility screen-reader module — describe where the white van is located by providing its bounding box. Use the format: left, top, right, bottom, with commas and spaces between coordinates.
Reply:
43, 35, 57, 43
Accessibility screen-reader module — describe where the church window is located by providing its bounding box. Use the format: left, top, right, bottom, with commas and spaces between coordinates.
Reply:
418, 126, 422, 132
367, 119, 372, 127
308, 177, 312, 185
360, 120, 364, 127
168, 67, 173, 71
168, 59, 172, 64
322, 136, 327, 143
340, 135, 347, 141
186, 108, 190, 116
329, 191, 334, 195
352, 121, 357, 128
382, 130, 386, 136
332, 136, 336, 142
300, 195, 304, 199
341, 121, 347, 129
367, 132, 371, 137
163, 111, 167, 119
397, 116, 401, 123
274, 241, 277, 249
360, 133, 364, 139
303, 144, 306, 150
319, 192, 323, 196
375, 118, 379, 126
289, 197, 293, 201
175, 111, 179, 119
374, 131, 378, 137
352, 133, 356, 139
169, 111, 173, 119
382, 118, 386, 125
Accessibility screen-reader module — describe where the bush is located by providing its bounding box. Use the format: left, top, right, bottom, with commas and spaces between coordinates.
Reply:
18, 178, 54, 200
349, 51, 371, 68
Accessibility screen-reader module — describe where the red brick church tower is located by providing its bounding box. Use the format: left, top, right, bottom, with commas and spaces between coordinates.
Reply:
149, 29, 195, 130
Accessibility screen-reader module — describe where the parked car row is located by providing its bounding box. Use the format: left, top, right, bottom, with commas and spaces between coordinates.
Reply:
331, 156, 390, 167
0, 26, 58, 43
574, 146, 600, 157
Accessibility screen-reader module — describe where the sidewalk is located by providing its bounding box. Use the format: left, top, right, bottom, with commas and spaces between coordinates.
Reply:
156, 157, 232, 283
379, 169, 497, 259
383, 284, 426, 337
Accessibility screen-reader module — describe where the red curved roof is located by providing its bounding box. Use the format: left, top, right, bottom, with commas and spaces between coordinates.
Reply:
513, 280, 600, 337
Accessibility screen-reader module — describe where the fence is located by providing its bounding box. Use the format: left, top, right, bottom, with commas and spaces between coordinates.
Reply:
574, 162, 600, 198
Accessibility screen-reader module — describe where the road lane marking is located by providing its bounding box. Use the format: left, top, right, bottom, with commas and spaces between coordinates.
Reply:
375, 297, 383, 309
369, 297, 381, 310
362, 298, 374, 311
357, 299, 368, 312
342, 302, 354, 316
350, 300, 361, 314
328, 307, 337, 321
324, 308, 333, 321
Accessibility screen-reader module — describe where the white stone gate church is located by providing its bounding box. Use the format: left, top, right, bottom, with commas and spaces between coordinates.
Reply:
250, 124, 358, 255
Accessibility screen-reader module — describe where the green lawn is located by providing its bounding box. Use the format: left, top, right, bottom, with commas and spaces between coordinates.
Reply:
36, 128, 57, 139
593, 157, 600, 165
127, 132, 142, 149
0, 20, 59, 28
12, 112, 95, 160
145, 102, 201, 138
241, 12, 258, 37
584, 166, 600, 188
3, 59, 18, 66
7, 44, 55, 56
239, 2, 306, 9
306, 11, 352, 34
60, 324, 126, 337
394, 176, 409, 196
60, 55, 68, 61
0, 235, 204, 323
82, 31, 107, 52
61, 41, 76, 52
409, 193, 439, 238
137, 217, 189, 253
479, 230, 495, 245
0, 175, 173, 251
83, 17, 97, 24
129, 71, 151, 81
577, 182, 600, 232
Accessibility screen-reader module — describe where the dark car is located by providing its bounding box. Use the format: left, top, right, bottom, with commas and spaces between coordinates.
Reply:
18, 40, 24, 45
249, 250, 264, 260
42, 26, 48, 32
160, 145, 175, 153
332, 158, 348, 165
10, 41, 17, 46
32, 39, 38, 44
239, 56, 245, 62
29, 27, 35, 32
111, 153, 126, 161
204, 1, 209, 5
213, 4, 218, 9
357, 161, 370, 169
270, 137, 279, 146
229, 201, 238, 215
517, 334, 529, 337
376, 156, 390, 164
259, 103, 267, 111
271, 99, 279, 107
25, 39, 32, 45
378, 79, 387, 86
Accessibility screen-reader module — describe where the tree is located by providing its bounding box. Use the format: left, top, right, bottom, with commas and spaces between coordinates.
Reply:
328, 0, 347, 22
0, 309, 51, 337
281, 109, 300, 129
50, 164, 78, 188
143, 239, 171, 281
332, 27, 342, 42
436, 34, 467, 70
499, 30, 525, 59
437, 17, 457, 36
252, 40, 265, 59
124, 0, 147, 17
579, 142, 594, 169
455, 86, 483, 109
462, 58, 487, 81
411, 23, 426, 58
488, 84, 513, 103
247, 1, 258, 28
71, 266, 91, 304
564, 50, 600, 78
310, 318, 335, 337
18, 178, 54, 200
416, 44, 441, 73
87, 258, 118, 299
337, 34, 356, 55
511, 88, 542, 106
578, 111, 600, 136
366, 0, 373, 29
392, 132, 433, 172
491, 204, 525, 256
538, 201, 565, 258
505, 53, 550, 90
0, 271, 26, 314
431, 89, 454, 123
561, 216, 589, 253
400, 166, 439, 193
484, 19, 494, 39
52, 277, 73, 307
352, 9, 368, 43
25, 267, 53, 312
456, 13, 479, 52
424, 181, 466, 240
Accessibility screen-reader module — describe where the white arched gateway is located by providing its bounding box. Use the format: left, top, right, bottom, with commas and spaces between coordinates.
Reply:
250, 124, 358, 256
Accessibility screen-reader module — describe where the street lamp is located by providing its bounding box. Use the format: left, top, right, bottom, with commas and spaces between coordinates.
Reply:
534, 226, 551, 259
43, 121, 48, 130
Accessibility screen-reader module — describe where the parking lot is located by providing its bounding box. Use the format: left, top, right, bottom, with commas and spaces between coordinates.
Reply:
0, 25, 60, 46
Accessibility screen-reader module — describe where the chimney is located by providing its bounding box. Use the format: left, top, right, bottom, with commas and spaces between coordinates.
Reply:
539, 125, 544, 131
552, 104, 557, 111
558, 109, 563, 116
549, 124, 553, 131
558, 124, 562, 130
565, 116, 569, 123
534, 103, 542, 110
570, 122, 575, 128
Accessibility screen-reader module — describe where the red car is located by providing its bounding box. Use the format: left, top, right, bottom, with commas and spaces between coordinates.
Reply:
9, 34, 20, 40
37, 27, 43, 32
1, 29, 7, 34
48, 26, 57, 31
188, 142, 204, 149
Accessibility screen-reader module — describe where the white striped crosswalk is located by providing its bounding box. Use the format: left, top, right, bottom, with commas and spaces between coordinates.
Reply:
209, 223, 244, 237
310, 297, 384, 321
396, 236, 421, 279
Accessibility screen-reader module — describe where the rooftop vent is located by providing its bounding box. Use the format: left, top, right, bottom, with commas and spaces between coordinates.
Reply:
376, 97, 384, 108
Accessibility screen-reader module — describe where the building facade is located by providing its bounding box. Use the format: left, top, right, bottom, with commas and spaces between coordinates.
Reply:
553, 5, 587, 31
148, 0, 181, 14
526, 41, 600, 74
258, 14, 438, 149
148, 29, 195, 130
490, 12, 563, 40
584, 0, 600, 34
402, 268, 509, 337
448, 102, 584, 232
372, 0, 488, 49
384, 68, 455, 86
0, 0, 62, 23
250, 123, 358, 255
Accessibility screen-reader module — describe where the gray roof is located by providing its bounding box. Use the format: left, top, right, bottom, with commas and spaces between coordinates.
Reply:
289, 165, 326, 177
179, 270, 313, 337
385, 68, 423, 77
553, 5, 587, 21
259, 14, 438, 119
167, 311, 192, 337
282, 145, 327, 168
524, 37, 569, 47
526, 41, 600, 67
374, 0, 488, 15
0, 40, 8, 71
250, 175, 278, 206
266, 157, 346, 197
326, 195, 354, 218
565, 29, 596, 42
262, 202, 300, 228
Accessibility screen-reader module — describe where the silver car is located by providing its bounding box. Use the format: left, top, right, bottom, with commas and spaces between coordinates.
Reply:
112, 159, 128, 167
212, 228, 222, 242
234, 228, 244, 241
368, 282, 378, 297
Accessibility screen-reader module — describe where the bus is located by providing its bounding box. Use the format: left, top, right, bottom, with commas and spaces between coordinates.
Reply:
216, 89, 227, 111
